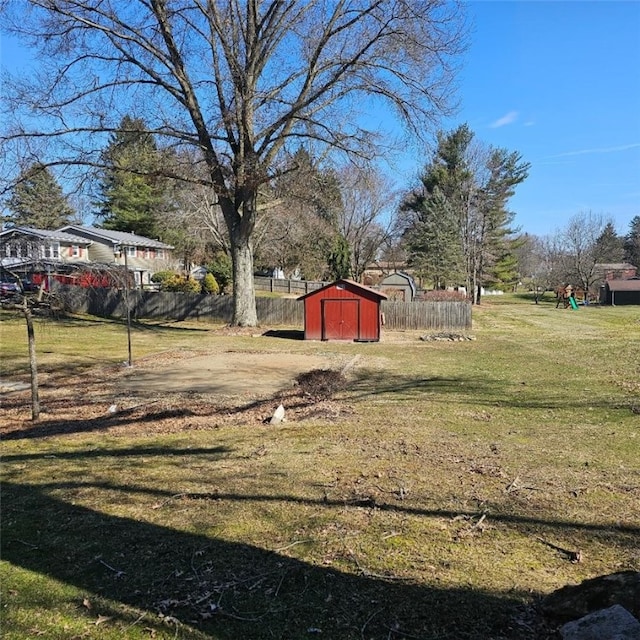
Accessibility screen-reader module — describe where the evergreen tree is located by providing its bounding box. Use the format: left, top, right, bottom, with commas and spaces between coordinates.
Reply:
96, 116, 167, 237
403, 186, 463, 288
401, 125, 529, 302
327, 234, 352, 280
624, 216, 640, 268
594, 222, 624, 263
275, 148, 343, 228
206, 252, 233, 294
474, 147, 529, 301
6, 163, 75, 229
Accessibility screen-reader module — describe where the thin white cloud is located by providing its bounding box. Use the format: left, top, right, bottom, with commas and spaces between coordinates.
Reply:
490, 111, 518, 128
549, 143, 640, 158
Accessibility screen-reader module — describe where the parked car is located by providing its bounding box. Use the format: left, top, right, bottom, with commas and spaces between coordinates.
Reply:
21, 279, 40, 293
0, 281, 21, 298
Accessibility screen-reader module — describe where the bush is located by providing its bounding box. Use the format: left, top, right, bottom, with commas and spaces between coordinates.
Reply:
151, 270, 177, 284
201, 272, 219, 295
206, 252, 232, 293
161, 274, 202, 293
420, 289, 468, 302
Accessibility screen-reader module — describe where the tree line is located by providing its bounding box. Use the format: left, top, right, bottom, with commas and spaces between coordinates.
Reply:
4, 115, 640, 304
2, 2, 638, 324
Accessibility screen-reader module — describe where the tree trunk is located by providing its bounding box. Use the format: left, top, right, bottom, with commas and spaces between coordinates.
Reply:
23, 303, 40, 420
230, 230, 258, 326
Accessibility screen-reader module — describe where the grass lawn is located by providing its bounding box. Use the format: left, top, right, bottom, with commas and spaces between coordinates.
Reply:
1, 294, 639, 639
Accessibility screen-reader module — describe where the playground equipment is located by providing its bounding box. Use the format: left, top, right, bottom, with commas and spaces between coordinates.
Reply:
556, 285, 580, 309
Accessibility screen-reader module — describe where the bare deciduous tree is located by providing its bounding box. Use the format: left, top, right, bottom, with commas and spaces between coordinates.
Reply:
559, 211, 615, 298
337, 165, 397, 281
2, 0, 466, 325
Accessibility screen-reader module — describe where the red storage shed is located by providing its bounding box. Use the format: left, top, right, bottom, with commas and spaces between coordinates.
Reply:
298, 279, 387, 341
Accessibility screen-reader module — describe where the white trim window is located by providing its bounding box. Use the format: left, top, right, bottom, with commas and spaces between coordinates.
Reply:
71, 244, 80, 258
125, 245, 136, 258
144, 247, 151, 259
41, 242, 60, 259
156, 249, 165, 259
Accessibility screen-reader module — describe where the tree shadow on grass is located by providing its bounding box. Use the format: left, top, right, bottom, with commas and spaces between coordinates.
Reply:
47, 314, 214, 333
2, 480, 537, 640
346, 369, 633, 412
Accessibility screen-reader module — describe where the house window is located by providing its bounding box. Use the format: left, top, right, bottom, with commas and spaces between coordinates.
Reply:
71, 245, 80, 258
125, 246, 136, 258
157, 249, 165, 259
41, 242, 60, 259
144, 248, 151, 259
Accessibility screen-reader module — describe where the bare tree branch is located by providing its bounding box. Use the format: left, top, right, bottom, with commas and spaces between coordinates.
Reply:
2, 0, 467, 324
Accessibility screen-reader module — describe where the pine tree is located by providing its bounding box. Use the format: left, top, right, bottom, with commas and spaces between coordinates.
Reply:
96, 116, 167, 237
404, 186, 463, 288
6, 163, 75, 229
594, 222, 624, 263
327, 234, 352, 280
401, 125, 529, 301
623, 216, 640, 268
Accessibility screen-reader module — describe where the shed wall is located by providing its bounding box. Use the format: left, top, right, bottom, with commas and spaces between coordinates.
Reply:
303, 282, 382, 341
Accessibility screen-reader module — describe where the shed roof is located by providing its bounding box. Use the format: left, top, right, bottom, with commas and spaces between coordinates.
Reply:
298, 278, 388, 301
606, 278, 640, 292
380, 271, 417, 295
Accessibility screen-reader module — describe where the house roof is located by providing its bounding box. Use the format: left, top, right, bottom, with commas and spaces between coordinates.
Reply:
0, 226, 91, 245
596, 263, 637, 271
606, 278, 640, 292
59, 225, 174, 249
297, 278, 388, 301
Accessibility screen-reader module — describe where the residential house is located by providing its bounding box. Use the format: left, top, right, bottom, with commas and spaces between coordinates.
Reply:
0, 226, 92, 266
59, 226, 176, 287
595, 263, 637, 282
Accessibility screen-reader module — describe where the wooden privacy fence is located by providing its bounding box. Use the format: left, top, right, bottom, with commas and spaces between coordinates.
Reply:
254, 276, 329, 295
56, 285, 471, 331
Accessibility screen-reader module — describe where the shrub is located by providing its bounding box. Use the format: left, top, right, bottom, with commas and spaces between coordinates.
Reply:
206, 252, 232, 293
161, 274, 202, 293
151, 270, 177, 284
201, 272, 219, 295
420, 289, 468, 302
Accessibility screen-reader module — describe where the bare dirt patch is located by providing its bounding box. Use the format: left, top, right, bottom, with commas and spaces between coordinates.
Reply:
122, 349, 336, 397
0, 349, 354, 439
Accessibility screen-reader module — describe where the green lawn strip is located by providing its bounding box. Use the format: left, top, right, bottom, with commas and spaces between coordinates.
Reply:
1, 297, 639, 639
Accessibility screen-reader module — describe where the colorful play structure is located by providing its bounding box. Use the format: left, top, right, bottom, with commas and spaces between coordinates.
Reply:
556, 285, 579, 310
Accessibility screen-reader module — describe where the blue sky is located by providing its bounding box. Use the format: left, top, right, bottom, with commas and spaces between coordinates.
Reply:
431, 0, 640, 236
2, 1, 639, 238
